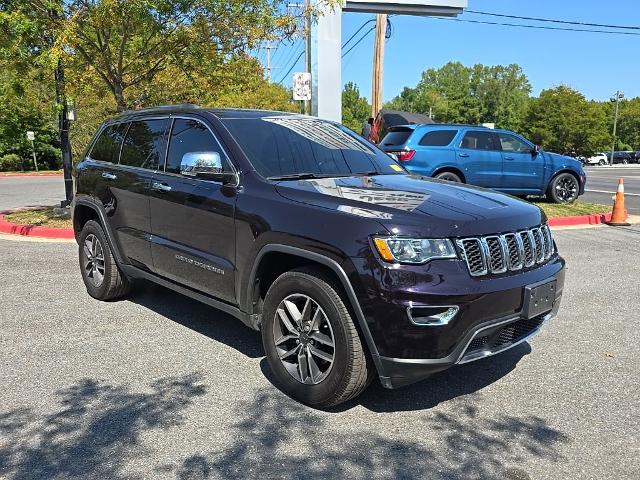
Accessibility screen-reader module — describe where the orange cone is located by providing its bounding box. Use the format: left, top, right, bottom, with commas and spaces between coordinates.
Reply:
606, 178, 630, 226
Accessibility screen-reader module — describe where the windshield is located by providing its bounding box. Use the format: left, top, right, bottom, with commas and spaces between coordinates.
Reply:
220, 115, 404, 179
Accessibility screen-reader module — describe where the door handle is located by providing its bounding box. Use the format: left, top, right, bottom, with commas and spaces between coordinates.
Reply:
458, 153, 469, 158
152, 182, 172, 192
101, 172, 117, 180
504, 156, 514, 161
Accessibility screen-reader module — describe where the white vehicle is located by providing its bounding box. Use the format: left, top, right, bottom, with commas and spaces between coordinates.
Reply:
585, 153, 608, 166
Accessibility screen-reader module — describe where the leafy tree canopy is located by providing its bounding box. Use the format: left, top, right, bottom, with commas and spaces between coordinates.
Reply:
341, 81, 370, 133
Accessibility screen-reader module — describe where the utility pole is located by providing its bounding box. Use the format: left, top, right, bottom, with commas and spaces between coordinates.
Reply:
304, 0, 312, 115
610, 90, 624, 166
266, 41, 272, 82
371, 14, 387, 118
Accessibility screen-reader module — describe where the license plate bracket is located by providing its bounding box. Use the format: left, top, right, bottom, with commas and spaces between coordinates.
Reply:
523, 280, 556, 319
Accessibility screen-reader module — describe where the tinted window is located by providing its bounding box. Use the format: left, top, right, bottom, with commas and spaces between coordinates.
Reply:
165, 119, 230, 175
119, 119, 169, 170
498, 133, 531, 153
380, 128, 413, 147
89, 124, 125, 163
460, 131, 501, 151
419, 130, 457, 147
220, 115, 402, 178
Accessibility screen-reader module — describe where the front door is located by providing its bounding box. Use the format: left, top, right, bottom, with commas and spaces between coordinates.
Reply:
149, 117, 237, 304
456, 130, 503, 188
498, 133, 544, 192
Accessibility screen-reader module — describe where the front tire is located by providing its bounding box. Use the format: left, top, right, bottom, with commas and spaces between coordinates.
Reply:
261, 267, 371, 408
598, 159, 606, 166
78, 220, 132, 300
547, 173, 579, 204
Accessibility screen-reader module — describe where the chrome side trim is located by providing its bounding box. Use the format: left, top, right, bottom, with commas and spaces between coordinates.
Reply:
406, 305, 459, 327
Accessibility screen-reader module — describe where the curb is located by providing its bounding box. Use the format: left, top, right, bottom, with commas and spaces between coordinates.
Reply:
0, 213, 75, 239
0, 172, 63, 177
547, 210, 627, 227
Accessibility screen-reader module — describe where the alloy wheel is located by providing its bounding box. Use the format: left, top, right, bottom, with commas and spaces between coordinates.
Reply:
555, 176, 578, 202
273, 293, 335, 385
82, 233, 106, 287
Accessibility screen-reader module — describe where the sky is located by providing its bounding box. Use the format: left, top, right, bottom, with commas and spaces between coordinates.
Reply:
264, 0, 640, 103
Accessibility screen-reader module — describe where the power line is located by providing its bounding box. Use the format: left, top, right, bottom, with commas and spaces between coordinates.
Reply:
275, 40, 302, 80
432, 17, 640, 36
342, 18, 375, 50
466, 10, 640, 31
277, 45, 304, 84
342, 26, 375, 58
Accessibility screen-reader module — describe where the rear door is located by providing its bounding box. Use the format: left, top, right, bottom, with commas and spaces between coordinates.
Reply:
455, 130, 503, 188
98, 117, 169, 269
148, 117, 237, 304
498, 132, 544, 192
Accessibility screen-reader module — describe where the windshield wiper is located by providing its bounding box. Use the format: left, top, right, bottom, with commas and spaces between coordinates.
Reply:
266, 173, 327, 181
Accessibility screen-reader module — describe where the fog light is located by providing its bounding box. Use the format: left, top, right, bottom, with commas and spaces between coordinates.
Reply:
408, 306, 459, 326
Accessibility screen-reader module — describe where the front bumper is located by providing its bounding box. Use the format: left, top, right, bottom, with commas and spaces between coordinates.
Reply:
347, 254, 565, 389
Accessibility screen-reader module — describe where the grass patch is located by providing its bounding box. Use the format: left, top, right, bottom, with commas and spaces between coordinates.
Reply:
4, 207, 72, 229
532, 201, 610, 218
0, 170, 63, 176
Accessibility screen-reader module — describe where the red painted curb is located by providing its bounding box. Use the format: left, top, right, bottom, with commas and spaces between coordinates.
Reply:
0, 172, 63, 177
548, 210, 627, 227
0, 213, 75, 239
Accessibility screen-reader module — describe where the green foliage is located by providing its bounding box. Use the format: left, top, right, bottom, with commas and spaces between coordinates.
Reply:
341, 82, 371, 133
523, 86, 610, 156
0, 153, 23, 172
385, 62, 531, 131
616, 97, 640, 151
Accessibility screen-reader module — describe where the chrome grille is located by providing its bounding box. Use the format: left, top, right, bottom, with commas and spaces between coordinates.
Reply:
456, 225, 554, 277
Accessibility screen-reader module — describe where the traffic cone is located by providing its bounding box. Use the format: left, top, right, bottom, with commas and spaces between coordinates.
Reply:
606, 178, 630, 226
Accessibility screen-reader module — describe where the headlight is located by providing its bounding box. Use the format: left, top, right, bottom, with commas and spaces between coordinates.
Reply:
373, 237, 457, 264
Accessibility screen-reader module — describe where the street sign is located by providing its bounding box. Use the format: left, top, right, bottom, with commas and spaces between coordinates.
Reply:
292, 72, 311, 101
26, 131, 35, 141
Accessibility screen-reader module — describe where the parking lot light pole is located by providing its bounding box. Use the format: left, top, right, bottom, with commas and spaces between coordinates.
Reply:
610, 90, 624, 166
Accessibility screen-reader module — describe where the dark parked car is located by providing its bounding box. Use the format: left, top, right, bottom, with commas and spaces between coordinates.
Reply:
607, 151, 635, 164
379, 124, 586, 203
369, 109, 434, 145
73, 105, 565, 407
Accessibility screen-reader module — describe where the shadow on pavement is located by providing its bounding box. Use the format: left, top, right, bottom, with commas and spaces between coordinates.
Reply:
0, 373, 206, 480
129, 281, 533, 413
170, 387, 569, 480
128, 282, 263, 358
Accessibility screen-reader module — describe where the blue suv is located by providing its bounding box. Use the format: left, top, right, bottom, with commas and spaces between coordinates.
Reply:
379, 124, 586, 203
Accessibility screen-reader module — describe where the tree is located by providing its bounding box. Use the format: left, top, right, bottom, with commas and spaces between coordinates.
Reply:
616, 97, 640, 150
341, 82, 370, 133
384, 62, 531, 131
523, 86, 610, 156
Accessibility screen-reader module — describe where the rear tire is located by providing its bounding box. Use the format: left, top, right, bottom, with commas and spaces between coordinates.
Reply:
598, 159, 606, 166
261, 267, 372, 408
434, 171, 462, 183
78, 220, 132, 300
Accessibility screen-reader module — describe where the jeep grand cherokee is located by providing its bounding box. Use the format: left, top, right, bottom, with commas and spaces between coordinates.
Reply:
72, 105, 565, 407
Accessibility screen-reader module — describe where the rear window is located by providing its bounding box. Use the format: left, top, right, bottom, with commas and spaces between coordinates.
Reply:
119, 119, 170, 170
380, 128, 413, 147
88, 123, 125, 163
419, 130, 457, 147
220, 115, 402, 178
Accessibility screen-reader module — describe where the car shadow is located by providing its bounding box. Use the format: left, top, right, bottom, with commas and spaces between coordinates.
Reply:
127, 281, 263, 359
130, 280, 531, 412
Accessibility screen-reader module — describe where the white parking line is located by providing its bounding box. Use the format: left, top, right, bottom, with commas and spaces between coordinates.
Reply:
585, 189, 640, 197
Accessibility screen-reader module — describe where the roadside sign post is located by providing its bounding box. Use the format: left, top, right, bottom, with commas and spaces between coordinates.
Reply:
292, 72, 312, 108
610, 91, 624, 166
26, 131, 38, 172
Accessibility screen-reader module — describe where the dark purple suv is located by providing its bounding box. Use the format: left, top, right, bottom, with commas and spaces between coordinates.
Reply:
73, 106, 565, 407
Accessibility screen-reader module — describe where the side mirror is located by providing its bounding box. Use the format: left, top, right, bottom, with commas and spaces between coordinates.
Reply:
180, 151, 236, 184
531, 145, 540, 155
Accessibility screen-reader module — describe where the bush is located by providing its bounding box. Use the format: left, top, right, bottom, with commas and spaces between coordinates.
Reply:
0, 154, 24, 172
36, 144, 62, 170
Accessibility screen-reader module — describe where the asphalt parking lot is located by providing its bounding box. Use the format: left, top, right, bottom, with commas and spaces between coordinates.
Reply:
582, 165, 640, 214
0, 176, 65, 212
0, 225, 638, 479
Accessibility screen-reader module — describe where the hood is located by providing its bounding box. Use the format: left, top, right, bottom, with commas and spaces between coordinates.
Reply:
544, 151, 584, 170
274, 174, 546, 238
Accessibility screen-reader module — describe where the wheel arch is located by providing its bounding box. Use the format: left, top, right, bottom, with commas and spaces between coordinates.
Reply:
431, 166, 466, 183
72, 198, 125, 264
246, 244, 383, 373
